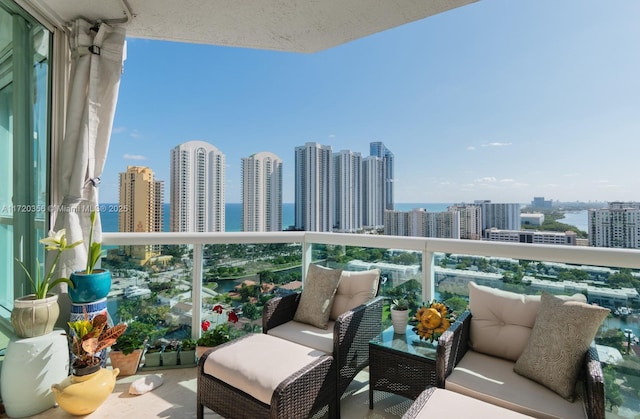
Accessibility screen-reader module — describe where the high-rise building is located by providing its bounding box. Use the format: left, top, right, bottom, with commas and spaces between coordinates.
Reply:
241, 151, 283, 232
589, 202, 640, 248
448, 203, 483, 240
118, 166, 164, 264
294, 142, 333, 232
170, 140, 225, 232
362, 156, 385, 229
479, 201, 521, 232
333, 150, 362, 233
370, 142, 394, 210
384, 208, 460, 239
531, 196, 553, 209
384, 210, 409, 236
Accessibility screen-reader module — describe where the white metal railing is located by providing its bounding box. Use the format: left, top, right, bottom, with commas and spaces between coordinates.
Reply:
103, 231, 640, 337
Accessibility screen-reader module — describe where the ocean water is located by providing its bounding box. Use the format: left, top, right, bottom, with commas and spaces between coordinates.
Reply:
100, 203, 586, 233
100, 202, 295, 232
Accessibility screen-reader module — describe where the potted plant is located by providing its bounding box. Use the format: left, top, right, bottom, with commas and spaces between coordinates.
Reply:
67, 312, 127, 376
143, 342, 163, 368
179, 338, 196, 366
51, 312, 126, 416
12, 229, 82, 338
196, 304, 239, 359
109, 321, 149, 376
69, 210, 112, 303
162, 339, 180, 367
390, 297, 410, 334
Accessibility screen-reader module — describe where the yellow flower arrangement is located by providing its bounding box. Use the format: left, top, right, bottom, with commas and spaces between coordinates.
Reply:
412, 301, 455, 342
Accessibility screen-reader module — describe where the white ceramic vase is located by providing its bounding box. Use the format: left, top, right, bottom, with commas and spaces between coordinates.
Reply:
390, 308, 409, 334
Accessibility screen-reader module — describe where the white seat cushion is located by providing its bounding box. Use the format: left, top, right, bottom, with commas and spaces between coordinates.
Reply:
267, 320, 334, 354
445, 350, 587, 419
203, 334, 326, 405
408, 388, 532, 418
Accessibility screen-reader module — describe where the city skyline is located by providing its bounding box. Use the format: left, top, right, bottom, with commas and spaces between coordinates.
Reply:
100, 0, 640, 204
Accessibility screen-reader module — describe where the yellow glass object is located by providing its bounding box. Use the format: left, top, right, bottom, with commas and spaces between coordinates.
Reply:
51, 368, 119, 416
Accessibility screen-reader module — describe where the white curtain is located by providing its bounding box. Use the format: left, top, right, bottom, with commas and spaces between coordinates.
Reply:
53, 19, 126, 282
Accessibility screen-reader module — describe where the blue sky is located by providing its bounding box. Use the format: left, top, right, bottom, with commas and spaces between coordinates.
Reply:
102, 0, 640, 204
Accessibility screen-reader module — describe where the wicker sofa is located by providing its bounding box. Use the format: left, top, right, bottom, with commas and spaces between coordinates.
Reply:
262, 268, 383, 418
435, 283, 607, 419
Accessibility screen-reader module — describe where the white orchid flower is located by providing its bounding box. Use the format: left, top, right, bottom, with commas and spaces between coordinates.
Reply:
39, 229, 83, 251
40, 229, 67, 250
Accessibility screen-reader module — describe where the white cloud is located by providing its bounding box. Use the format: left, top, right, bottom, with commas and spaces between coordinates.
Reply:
500, 178, 515, 183
466, 146, 476, 151
481, 142, 512, 147
123, 154, 147, 160
475, 176, 497, 183
112, 126, 126, 134
130, 130, 143, 139
328, 134, 336, 139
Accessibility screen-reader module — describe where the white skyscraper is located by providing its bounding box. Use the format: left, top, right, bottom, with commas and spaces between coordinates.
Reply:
170, 140, 225, 232
333, 150, 362, 233
448, 203, 483, 240
294, 142, 333, 232
589, 202, 640, 248
241, 151, 283, 232
362, 156, 385, 229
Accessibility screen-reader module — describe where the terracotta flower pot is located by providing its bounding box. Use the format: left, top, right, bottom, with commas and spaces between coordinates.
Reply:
109, 349, 143, 376
11, 294, 59, 338
196, 345, 214, 361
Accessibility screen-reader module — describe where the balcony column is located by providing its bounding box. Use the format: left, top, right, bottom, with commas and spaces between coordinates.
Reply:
422, 246, 435, 303
301, 237, 312, 285
192, 243, 203, 339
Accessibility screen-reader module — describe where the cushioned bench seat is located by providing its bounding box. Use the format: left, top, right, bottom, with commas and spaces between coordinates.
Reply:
446, 350, 587, 418
197, 334, 336, 419
403, 388, 533, 418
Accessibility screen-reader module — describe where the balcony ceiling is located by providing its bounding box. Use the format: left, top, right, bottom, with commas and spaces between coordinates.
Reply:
24, 0, 477, 53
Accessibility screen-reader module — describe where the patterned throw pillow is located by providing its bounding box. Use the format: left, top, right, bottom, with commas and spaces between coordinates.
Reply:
514, 292, 609, 401
293, 264, 343, 329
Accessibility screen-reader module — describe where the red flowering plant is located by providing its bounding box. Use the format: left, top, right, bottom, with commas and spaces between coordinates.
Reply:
196, 304, 239, 347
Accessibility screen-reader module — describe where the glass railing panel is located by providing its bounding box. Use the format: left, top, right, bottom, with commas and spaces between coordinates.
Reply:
199, 242, 303, 341
102, 244, 195, 368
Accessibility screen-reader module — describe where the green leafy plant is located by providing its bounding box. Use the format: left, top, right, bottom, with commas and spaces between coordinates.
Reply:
85, 210, 103, 274
16, 229, 82, 299
197, 304, 239, 347
181, 338, 196, 351
68, 312, 127, 371
111, 321, 151, 355
391, 298, 409, 311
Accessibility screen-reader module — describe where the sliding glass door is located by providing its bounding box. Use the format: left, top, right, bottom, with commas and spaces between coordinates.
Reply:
0, 0, 51, 319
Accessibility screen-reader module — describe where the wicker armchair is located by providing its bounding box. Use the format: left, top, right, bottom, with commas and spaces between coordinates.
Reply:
436, 310, 605, 419
263, 292, 384, 416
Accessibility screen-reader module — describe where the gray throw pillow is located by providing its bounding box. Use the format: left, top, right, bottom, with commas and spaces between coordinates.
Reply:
293, 264, 343, 329
514, 292, 609, 401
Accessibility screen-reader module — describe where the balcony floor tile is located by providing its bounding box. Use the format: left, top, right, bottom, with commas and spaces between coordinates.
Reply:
5, 367, 411, 418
